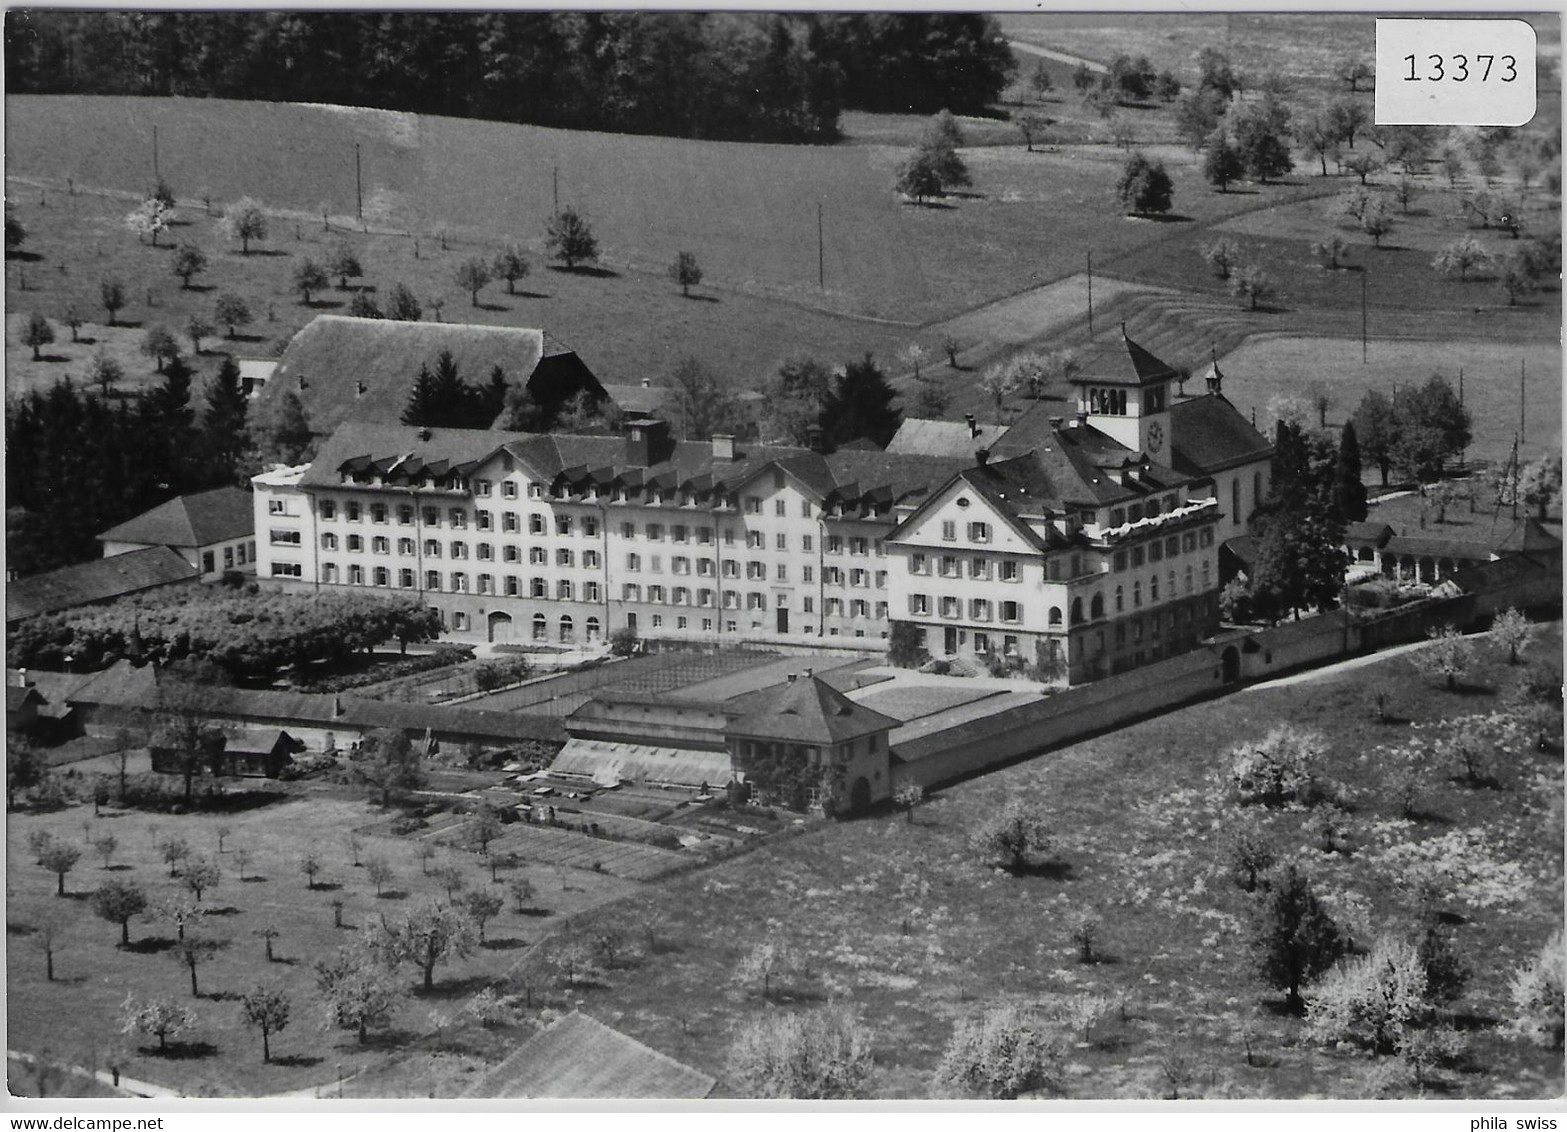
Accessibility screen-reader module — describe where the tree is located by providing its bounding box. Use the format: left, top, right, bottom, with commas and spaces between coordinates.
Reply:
1312, 233, 1348, 270
1254, 864, 1345, 1013
969, 798, 1052, 873
61, 304, 83, 343
1306, 935, 1429, 1055
93, 833, 118, 869
1116, 151, 1173, 216
385, 282, 422, 321
668, 250, 703, 297
893, 778, 925, 823
182, 855, 221, 902
1391, 376, 1470, 480
357, 728, 423, 806
125, 198, 173, 246
1432, 236, 1490, 281
202, 355, 249, 479
39, 841, 81, 896
1029, 60, 1053, 99
213, 293, 252, 339
978, 363, 1017, 415
157, 896, 201, 943
1228, 262, 1276, 311
545, 208, 599, 269
1335, 56, 1373, 92
1360, 197, 1395, 248
1410, 626, 1473, 692
1175, 88, 1227, 150
1015, 112, 1048, 153
1327, 96, 1368, 149
1490, 607, 1534, 665
21, 312, 54, 360
735, 934, 795, 1001
1231, 100, 1294, 182
171, 243, 207, 290
1202, 236, 1242, 281
821, 353, 901, 449
1202, 132, 1245, 192
6, 203, 26, 251
1072, 61, 1095, 92
1394, 174, 1418, 215
376, 898, 477, 991
1351, 390, 1399, 485
300, 846, 323, 889
293, 258, 329, 305
222, 197, 268, 254
186, 314, 214, 355
92, 880, 148, 946
1500, 250, 1539, 305
462, 889, 504, 944
1229, 726, 1323, 807
933, 1004, 1065, 1099
234, 848, 253, 881
100, 278, 127, 326
315, 944, 400, 1044
326, 241, 362, 290
121, 995, 195, 1053
507, 874, 535, 915
1520, 455, 1562, 519
240, 982, 291, 1062
366, 856, 394, 897
1154, 70, 1181, 101
662, 354, 740, 441
454, 257, 492, 306
1343, 151, 1382, 185
140, 325, 182, 374
1333, 421, 1368, 522
492, 244, 529, 294
32, 911, 66, 981
728, 1004, 875, 1099
160, 835, 191, 878
1509, 930, 1565, 1050
170, 935, 225, 997
895, 148, 944, 205
346, 291, 382, 319
1294, 110, 1338, 176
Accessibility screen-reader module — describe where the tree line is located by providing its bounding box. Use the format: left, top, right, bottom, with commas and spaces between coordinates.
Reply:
6, 358, 258, 577
5, 12, 1015, 144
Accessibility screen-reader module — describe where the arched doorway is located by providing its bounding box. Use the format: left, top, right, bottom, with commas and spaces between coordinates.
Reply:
1221, 646, 1240, 684
487, 611, 513, 643
848, 776, 871, 815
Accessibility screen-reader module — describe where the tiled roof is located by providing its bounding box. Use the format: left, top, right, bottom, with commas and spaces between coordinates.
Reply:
1071, 326, 1181, 388
1497, 517, 1562, 554
252, 315, 594, 437
6, 547, 199, 623
97, 486, 254, 549
599, 383, 669, 415
463, 1012, 714, 1099
1345, 521, 1396, 546
989, 416, 1197, 507
6, 685, 44, 712
726, 674, 899, 744
1168, 394, 1274, 475
885, 417, 1004, 457
301, 422, 967, 514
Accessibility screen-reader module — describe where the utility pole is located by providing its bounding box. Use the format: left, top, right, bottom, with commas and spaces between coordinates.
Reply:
152, 125, 159, 182
1519, 357, 1526, 444
553, 166, 559, 216
354, 143, 363, 224
817, 202, 824, 291
1086, 251, 1094, 340
1360, 270, 1368, 364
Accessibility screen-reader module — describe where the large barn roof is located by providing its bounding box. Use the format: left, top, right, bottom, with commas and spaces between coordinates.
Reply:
97, 487, 254, 549
6, 547, 198, 624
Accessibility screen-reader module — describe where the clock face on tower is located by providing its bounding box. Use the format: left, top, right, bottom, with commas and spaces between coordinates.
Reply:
1146, 421, 1164, 454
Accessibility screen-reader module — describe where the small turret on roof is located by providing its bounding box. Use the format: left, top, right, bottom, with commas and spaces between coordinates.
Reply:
725, 673, 898, 745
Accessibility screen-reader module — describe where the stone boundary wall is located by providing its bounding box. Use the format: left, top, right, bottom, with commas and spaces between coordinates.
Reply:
895, 552, 1561, 792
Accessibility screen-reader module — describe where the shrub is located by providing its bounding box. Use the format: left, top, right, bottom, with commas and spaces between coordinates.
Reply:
969, 798, 1053, 873
727, 1003, 874, 1099
1509, 929, 1565, 1050
933, 1003, 1066, 1099
1305, 935, 1429, 1054
1229, 726, 1324, 806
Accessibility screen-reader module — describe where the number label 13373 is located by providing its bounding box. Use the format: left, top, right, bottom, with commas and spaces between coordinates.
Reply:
1377, 19, 1536, 125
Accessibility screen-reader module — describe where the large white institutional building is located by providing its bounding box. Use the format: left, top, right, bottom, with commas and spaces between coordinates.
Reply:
254, 331, 1272, 685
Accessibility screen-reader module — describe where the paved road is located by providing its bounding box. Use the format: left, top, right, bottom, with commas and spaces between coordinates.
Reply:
1008, 39, 1107, 73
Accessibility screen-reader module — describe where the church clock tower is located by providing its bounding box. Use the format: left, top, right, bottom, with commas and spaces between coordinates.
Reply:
1070, 324, 1176, 459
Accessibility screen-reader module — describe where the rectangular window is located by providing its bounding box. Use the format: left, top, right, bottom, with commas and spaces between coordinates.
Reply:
346, 534, 363, 552
423, 507, 440, 526
672, 525, 687, 543
941, 596, 959, 619
476, 511, 493, 531
449, 542, 467, 559
911, 594, 930, 615
317, 500, 335, 520
941, 520, 956, 541
722, 560, 739, 578
802, 597, 814, 614
424, 539, 441, 558
910, 553, 927, 575
623, 583, 641, 602
451, 572, 468, 593
347, 502, 361, 522
426, 570, 441, 590
745, 496, 762, 514
557, 580, 573, 601
802, 565, 813, 583
940, 556, 958, 578
649, 585, 665, 603
503, 545, 519, 562
270, 561, 303, 577
396, 505, 413, 525
556, 516, 571, 536
476, 543, 492, 561
647, 524, 664, 541
398, 538, 415, 555
775, 564, 788, 582
968, 522, 990, 543
502, 482, 518, 499
826, 536, 842, 554
528, 484, 543, 499
1113, 550, 1128, 572
505, 575, 519, 596
970, 599, 992, 621
621, 522, 636, 539
557, 549, 574, 567
774, 499, 786, 517
697, 558, 714, 577
321, 533, 338, 551
530, 547, 547, 565
968, 557, 989, 579
372, 536, 390, 555
585, 550, 600, 569
1001, 560, 1019, 582
270, 529, 301, 546
1001, 601, 1021, 623
529, 514, 546, 535
371, 503, 388, 524
400, 569, 415, 588
447, 508, 465, 528
530, 578, 546, 598
775, 533, 787, 551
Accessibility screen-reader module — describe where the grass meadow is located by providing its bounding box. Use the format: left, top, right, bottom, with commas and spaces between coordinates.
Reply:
5, 792, 634, 1097
477, 626, 1563, 1099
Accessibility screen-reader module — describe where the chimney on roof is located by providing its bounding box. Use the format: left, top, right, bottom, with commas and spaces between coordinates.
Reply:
625, 417, 672, 468
640, 378, 651, 389
1073, 410, 1087, 428
711, 434, 735, 461
786, 672, 797, 683
975, 447, 990, 467
15, 668, 27, 688
1049, 416, 1064, 430
418, 427, 432, 442
965, 413, 978, 438
806, 424, 827, 453
803, 668, 813, 679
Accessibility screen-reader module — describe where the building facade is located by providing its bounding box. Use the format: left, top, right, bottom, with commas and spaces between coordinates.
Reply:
253, 332, 1273, 686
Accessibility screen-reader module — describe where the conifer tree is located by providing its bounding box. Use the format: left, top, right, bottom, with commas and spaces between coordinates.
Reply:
1333, 421, 1368, 522
203, 356, 250, 485
822, 354, 901, 449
